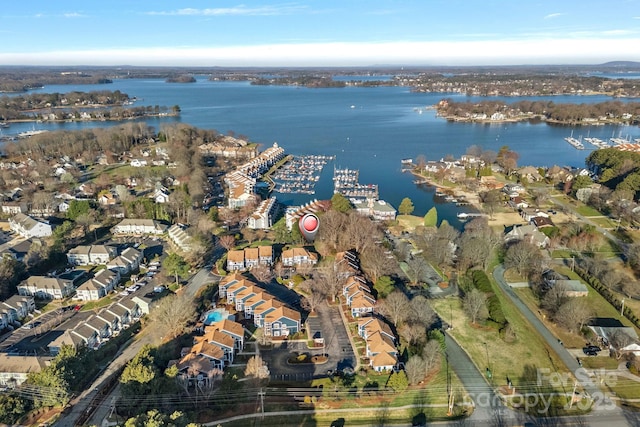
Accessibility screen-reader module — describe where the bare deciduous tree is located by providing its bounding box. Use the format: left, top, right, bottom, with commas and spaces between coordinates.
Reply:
378, 290, 410, 327
405, 257, 428, 285
620, 280, 640, 299
399, 322, 426, 348
405, 355, 427, 385
298, 280, 326, 314
504, 240, 544, 278
244, 355, 270, 386
422, 339, 442, 374
463, 288, 487, 324
251, 264, 274, 283
554, 299, 593, 333
360, 244, 396, 284
408, 296, 436, 328
313, 262, 347, 303
541, 283, 569, 314
219, 234, 236, 251
149, 294, 197, 339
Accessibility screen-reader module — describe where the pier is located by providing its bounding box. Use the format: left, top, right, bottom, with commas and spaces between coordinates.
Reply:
333, 167, 379, 199
271, 154, 334, 195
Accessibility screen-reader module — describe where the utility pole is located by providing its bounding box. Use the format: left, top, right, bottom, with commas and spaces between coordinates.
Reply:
258, 388, 265, 419
569, 381, 578, 409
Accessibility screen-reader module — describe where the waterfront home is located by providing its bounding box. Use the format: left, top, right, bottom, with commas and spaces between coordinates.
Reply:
284, 199, 331, 230
9, 213, 53, 238
247, 197, 277, 229
111, 218, 168, 235
67, 244, 118, 266
18, 276, 74, 300
0, 354, 50, 388
281, 247, 318, 267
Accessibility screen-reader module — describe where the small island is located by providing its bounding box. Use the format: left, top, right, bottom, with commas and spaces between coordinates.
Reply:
165, 75, 196, 83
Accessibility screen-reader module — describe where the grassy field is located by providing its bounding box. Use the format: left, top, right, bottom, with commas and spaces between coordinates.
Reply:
430, 295, 569, 392
575, 205, 603, 217
80, 297, 113, 311
604, 376, 640, 409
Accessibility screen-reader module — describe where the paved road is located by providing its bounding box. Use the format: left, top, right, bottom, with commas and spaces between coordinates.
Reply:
493, 265, 626, 419
54, 264, 220, 427
444, 333, 516, 425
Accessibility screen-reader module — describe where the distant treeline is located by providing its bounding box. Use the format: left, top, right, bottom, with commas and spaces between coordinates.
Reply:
436, 99, 640, 124
251, 76, 347, 88
0, 72, 111, 93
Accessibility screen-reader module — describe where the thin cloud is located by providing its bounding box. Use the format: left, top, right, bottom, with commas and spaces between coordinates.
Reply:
63, 12, 87, 18
544, 13, 565, 20
146, 4, 308, 17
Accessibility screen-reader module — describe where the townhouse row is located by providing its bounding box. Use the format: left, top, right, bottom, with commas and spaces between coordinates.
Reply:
219, 273, 301, 337
48, 296, 147, 354
339, 249, 399, 372
171, 318, 246, 385
16, 246, 144, 302
226, 245, 318, 271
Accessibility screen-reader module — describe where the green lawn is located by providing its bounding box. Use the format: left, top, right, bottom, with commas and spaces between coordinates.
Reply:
80, 297, 113, 311
431, 293, 570, 393
604, 376, 640, 408
575, 205, 603, 217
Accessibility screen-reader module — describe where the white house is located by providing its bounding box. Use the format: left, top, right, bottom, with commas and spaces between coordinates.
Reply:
67, 245, 118, 266
9, 213, 53, 238
18, 276, 74, 300
106, 247, 143, 275
247, 197, 277, 229
281, 247, 318, 267
111, 218, 168, 235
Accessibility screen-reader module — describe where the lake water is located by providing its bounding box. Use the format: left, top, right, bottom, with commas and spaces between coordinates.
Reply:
3, 77, 640, 223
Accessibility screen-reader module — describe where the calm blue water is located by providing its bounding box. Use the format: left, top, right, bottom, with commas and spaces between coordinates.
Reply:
4, 77, 640, 224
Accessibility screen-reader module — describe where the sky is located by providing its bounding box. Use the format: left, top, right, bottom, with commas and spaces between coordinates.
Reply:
1, 0, 639, 67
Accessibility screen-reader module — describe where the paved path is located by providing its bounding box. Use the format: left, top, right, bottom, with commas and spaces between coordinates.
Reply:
493, 264, 625, 418
444, 333, 516, 424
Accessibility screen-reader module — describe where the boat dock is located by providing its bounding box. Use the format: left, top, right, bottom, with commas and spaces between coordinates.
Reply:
333, 167, 379, 199
271, 154, 334, 195
457, 212, 488, 220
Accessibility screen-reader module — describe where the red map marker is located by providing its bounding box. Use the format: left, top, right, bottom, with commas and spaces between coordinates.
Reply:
299, 213, 320, 242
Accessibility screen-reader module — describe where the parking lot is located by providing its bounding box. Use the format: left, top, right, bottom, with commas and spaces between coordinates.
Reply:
260, 303, 356, 380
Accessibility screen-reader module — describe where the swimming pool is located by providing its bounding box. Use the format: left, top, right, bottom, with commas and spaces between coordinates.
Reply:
203, 308, 233, 325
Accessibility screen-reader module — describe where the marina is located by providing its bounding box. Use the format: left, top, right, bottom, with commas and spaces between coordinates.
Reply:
271, 154, 334, 195
564, 131, 585, 150
333, 167, 379, 199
